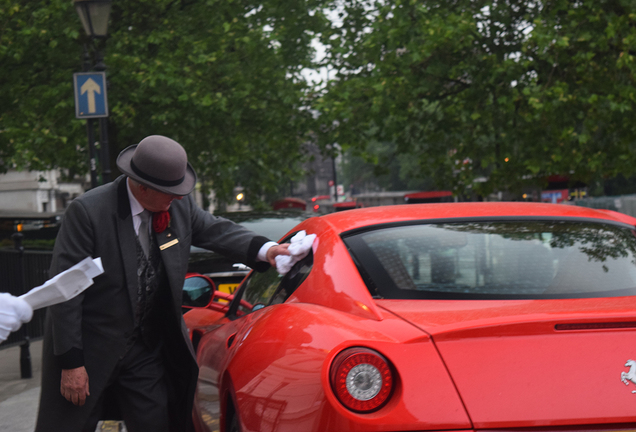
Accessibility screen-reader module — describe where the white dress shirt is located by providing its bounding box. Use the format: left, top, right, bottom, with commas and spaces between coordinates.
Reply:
126, 179, 275, 261
126, 180, 149, 236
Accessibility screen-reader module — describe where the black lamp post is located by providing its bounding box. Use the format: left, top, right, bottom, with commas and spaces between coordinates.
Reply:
327, 142, 339, 202
74, 0, 112, 187
74, 0, 112, 38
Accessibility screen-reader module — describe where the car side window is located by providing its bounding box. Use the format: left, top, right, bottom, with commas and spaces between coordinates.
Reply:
268, 251, 313, 306
238, 267, 283, 314
234, 248, 314, 316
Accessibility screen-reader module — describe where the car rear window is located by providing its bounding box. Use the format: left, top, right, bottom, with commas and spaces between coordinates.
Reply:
344, 220, 636, 299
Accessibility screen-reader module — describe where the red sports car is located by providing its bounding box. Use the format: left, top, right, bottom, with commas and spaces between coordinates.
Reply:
183, 202, 636, 432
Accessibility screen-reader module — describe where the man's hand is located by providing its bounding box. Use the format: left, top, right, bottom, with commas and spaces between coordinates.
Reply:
265, 243, 291, 267
61, 366, 90, 406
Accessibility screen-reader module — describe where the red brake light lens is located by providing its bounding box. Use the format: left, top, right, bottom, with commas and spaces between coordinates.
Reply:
330, 348, 394, 413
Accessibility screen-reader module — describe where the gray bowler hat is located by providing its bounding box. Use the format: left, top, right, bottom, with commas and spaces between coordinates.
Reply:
116, 135, 197, 196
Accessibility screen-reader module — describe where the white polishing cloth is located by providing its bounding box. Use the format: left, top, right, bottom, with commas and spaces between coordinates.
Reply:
275, 230, 316, 275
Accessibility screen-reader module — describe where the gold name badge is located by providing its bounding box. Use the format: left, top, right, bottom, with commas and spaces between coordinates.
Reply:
159, 239, 179, 250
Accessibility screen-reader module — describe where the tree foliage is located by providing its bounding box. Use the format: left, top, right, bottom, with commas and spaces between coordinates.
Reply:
4, 0, 636, 203
0, 0, 328, 204
340, 144, 438, 192
0, 2, 85, 175
314, 0, 636, 198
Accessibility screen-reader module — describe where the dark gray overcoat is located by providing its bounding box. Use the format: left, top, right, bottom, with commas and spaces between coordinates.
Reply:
35, 176, 269, 432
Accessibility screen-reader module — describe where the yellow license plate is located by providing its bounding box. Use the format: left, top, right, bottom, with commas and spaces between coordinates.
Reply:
218, 283, 239, 295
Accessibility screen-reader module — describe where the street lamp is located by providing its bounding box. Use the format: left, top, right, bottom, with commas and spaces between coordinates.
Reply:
74, 0, 112, 38
74, 0, 112, 188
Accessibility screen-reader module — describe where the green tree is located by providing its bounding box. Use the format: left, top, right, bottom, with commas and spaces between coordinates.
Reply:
314, 0, 636, 198
0, 2, 86, 175
1, 0, 328, 205
340, 142, 437, 192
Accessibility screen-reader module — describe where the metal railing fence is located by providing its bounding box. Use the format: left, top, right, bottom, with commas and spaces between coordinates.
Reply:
0, 248, 52, 348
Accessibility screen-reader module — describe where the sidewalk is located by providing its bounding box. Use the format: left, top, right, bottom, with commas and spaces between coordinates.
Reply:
0, 339, 127, 432
0, 338, 42, 432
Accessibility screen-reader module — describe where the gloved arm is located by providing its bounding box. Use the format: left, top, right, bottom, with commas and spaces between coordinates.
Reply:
0, 292, 34, 342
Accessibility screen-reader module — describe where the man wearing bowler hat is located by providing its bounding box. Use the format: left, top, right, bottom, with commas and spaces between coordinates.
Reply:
35, 135, 289, 432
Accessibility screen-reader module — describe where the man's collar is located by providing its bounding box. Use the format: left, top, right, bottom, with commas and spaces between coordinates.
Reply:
126, 178, 145, 217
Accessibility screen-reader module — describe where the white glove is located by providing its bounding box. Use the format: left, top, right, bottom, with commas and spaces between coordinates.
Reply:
275, 231, 317, 275
0, 292, 34, 342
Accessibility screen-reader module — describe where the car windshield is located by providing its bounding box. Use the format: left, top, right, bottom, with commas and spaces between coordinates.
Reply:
190, 211, 308, 254
344, 220, 636, 299
231, 217, 305, 242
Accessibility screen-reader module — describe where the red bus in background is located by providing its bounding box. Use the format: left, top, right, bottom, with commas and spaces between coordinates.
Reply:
272, 197, 307, 211
540, 189, 569, 204
332, 201, 363, 212
352, 190, 455, 208
311, 195, 332, 213
309, 190, 455, 214
404, 191, 453, 204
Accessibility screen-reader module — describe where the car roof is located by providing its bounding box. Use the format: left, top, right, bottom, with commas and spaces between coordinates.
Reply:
315, 202, 636, 233
286, 202, 636, 322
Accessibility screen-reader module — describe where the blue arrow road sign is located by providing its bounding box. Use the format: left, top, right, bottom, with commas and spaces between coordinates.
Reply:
73, 72, 108, 119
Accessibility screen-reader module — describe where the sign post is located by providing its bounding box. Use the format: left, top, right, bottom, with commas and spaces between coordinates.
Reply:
73, 72, 108, 119
73, 72, 108, 188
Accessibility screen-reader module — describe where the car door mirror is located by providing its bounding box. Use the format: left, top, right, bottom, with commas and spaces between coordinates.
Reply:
183, 274, 216, 308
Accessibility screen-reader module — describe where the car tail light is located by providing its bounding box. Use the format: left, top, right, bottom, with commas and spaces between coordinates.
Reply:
330, 347, 394, 413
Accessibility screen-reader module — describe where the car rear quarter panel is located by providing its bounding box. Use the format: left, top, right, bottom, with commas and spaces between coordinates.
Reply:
285, 217, 385, 321
224, 302, 471, 432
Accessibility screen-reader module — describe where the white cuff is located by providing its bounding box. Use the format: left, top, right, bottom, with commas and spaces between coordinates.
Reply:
275, 231, 316, 275
257, 241, 278, 262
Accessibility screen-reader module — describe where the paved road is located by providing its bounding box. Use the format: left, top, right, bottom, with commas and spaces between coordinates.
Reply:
0, 338, 42, 432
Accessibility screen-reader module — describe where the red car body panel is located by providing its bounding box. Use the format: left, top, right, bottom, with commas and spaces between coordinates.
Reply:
192, 303, 471, 431
378, 298, 636, 428
184, 203, 636, 432
286, 215, 385, 321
